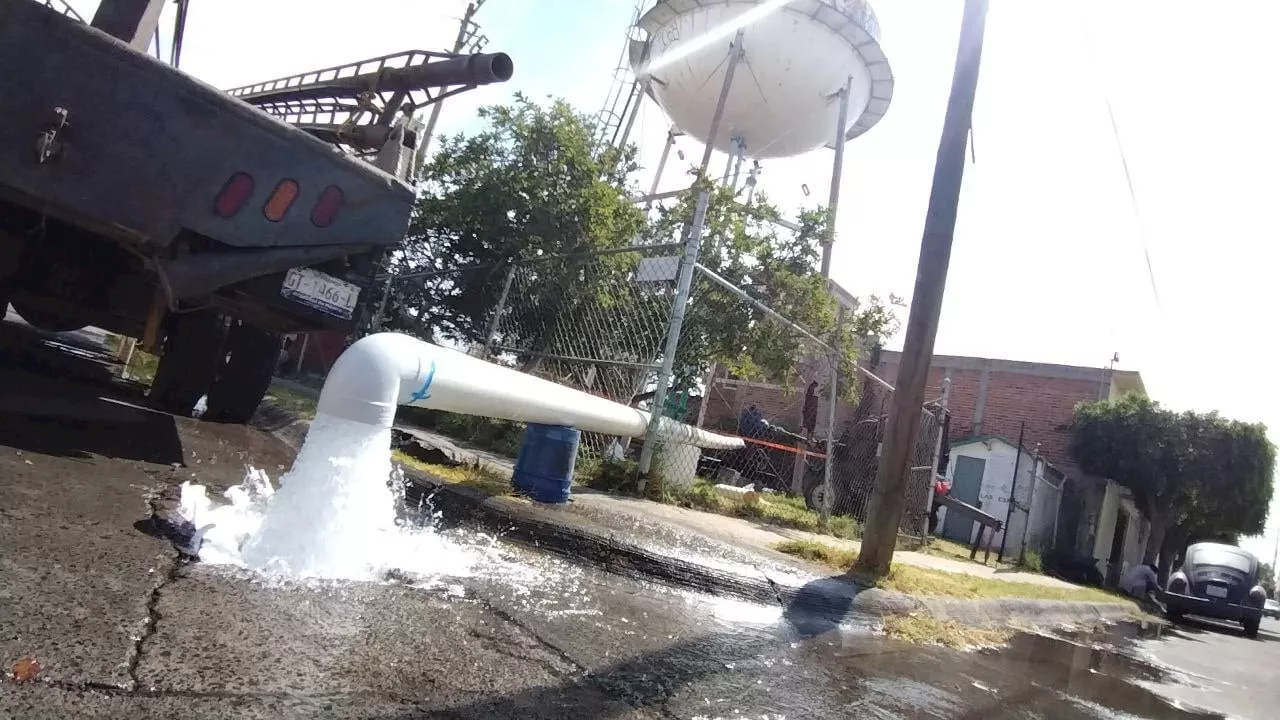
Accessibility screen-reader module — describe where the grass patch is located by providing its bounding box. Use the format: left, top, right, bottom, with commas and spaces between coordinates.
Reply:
920, 538, 1046, 576
265, 381, 319, 420
652, 482, 862, 540
773, 538, 1132, 606
773, 538, 857, 568
882, 614, 1013, 649
921, 537, 1012, 568
104, 334, 158, 383
393, 449, 519, 499
576, 456, 638, 494
396, 406, 524, 458
1021, 549, 1044, 574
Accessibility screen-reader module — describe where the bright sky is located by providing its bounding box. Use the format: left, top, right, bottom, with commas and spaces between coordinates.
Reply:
67, 1, 1280, 562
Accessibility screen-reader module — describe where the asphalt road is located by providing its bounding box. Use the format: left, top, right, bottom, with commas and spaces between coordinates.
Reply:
0, 314, 1273, 719
1131, 614, 1280, 720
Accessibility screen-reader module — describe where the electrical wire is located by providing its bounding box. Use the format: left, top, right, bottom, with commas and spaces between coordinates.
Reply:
1079, 17, 1162, 309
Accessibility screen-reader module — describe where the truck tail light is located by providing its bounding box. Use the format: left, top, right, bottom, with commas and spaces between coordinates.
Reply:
263, 179, 300, 221
311, 185, 344, 228
214, 172, 255, 218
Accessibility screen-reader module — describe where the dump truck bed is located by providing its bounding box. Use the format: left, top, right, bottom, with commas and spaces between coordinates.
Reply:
0, 0, 415, 254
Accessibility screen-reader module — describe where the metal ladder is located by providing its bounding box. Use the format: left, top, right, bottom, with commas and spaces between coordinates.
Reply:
592, 0, 648, 154
225, 49, 499, 160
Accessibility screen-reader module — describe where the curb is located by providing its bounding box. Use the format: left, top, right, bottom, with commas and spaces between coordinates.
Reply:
251, 398, 1137, 632
400, 470, 1136, 631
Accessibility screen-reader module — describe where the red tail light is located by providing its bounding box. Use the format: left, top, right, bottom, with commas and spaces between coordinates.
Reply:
263, 179, 300, 222
214, 172, 255, 218
311, 185, 344, 228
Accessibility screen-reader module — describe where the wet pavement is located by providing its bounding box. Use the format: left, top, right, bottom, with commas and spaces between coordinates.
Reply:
0, 317, 1273, 718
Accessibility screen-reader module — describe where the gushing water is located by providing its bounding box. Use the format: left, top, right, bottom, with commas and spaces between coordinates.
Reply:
179, 412, 484, 582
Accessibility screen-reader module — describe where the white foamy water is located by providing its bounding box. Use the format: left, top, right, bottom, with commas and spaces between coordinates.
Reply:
179, 413, 491, 582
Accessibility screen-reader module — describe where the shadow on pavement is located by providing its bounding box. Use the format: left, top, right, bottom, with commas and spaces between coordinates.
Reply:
0, 370, 183, 464
386, 632, 785, 719
782, 574, 862, 636
0, 319, 184, 465
1168, 616, 1278, 642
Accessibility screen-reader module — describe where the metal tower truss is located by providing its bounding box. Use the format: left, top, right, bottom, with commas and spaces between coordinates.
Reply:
593, 0, 649, 153
41, 0, 84, 21
226, 49, 512, 160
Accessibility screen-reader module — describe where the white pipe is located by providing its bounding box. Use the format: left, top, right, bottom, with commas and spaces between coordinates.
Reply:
315, 333, 744, 450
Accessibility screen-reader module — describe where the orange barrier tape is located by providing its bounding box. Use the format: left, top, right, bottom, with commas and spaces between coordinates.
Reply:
740, 435, 827, 460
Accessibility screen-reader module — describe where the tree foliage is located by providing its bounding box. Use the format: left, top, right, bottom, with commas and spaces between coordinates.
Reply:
1069, 393, 1275, 569
648, 180, 899, 395
385, 95, 897, 401
386, 94, 646, 345
1259, 561, 1276, 599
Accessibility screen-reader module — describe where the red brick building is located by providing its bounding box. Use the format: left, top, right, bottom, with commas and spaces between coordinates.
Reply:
868, 351, 1145, 475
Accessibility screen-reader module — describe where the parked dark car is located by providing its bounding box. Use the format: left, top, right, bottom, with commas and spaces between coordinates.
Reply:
1163, 542, 1266, 637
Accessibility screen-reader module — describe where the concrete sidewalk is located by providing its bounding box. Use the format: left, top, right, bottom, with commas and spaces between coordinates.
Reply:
395, 426, 1082, 592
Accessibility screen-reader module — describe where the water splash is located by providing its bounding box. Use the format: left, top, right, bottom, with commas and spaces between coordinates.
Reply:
179, 413, 484, 582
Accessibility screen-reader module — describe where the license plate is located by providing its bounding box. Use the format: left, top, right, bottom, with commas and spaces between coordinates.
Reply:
281, 267, 360, 320
1205, 585, 1228, 598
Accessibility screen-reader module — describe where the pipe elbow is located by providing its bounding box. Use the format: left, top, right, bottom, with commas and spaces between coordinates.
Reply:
316, 333, 425, 427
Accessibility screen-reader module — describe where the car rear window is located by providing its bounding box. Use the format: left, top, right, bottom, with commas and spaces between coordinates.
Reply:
1190, 547, 1254, 573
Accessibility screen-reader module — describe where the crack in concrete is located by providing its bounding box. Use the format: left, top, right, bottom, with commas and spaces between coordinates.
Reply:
472, 597, 587, 678
464, 626, 577, 681
120, 494, 187, 692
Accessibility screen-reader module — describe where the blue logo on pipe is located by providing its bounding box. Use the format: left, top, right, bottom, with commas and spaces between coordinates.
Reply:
409, 360, 436, 403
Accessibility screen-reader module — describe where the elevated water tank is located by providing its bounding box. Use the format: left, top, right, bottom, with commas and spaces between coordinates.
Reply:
631, 0, 893, 159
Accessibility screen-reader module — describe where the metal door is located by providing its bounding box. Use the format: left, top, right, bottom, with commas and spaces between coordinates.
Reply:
942, 455, 986, 543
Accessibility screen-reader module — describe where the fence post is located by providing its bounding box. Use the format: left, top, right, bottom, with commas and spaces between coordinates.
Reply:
1018, 446, 1042, 566
484, 264, 518, 355
638, 188, 711, 485
819, 305, 845, 522
924, 375, 951, 540
370, 272, 395, 333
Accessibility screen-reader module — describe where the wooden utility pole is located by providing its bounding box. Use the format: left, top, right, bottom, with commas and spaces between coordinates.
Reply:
853, 0, 989, 576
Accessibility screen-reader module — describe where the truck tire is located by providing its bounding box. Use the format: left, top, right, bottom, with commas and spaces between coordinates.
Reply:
203, 321, 283, 424
803, 475, 845, 515
1243, 616, 1260, 638
149, 309, 227, 415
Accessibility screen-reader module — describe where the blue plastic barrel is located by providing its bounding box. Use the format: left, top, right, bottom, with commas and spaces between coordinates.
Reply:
512, 424, 580, 503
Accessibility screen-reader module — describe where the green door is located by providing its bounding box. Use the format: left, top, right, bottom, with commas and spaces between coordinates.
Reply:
943, 455, 986, 543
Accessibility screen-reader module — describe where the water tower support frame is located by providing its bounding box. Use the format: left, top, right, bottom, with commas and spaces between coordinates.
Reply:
820, 75, 853, 278
638, 28, 745, 484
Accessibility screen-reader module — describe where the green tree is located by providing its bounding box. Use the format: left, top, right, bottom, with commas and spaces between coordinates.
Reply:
1069, 395, 1275, 576
648, 180, 898, 398
1258, 561, 1276, 598
386, 95, 647, 350
387, 96, 897, 406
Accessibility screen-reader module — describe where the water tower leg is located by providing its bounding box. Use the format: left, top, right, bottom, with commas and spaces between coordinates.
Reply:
644, 127, 679, 210
729, 139, 747, 190
720, 138, 737, 185
637, 30, 745, 486
820, 75, 854, 278
616, 79, 650, 149
697, 29, 746, 175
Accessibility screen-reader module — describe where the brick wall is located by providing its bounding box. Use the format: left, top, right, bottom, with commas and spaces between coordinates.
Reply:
871, 353, 1111, 472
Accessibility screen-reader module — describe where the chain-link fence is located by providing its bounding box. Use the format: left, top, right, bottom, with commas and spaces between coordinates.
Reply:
636, 260, 947, 541
379, 238, 946, 541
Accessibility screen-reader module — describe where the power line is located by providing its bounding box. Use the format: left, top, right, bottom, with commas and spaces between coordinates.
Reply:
1080, 19, 1162, 309
1099, 83, 1161, 308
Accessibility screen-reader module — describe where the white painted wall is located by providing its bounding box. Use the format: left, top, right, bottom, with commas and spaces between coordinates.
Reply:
1090, 482, 1147, 581
938, 439, 1039, 559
